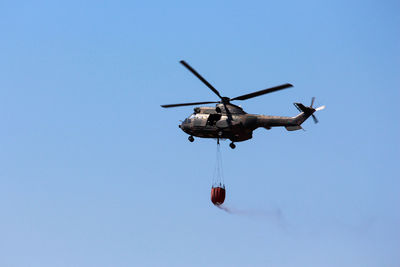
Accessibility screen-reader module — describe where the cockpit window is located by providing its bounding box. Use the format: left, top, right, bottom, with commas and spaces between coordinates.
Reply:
189, 114, 196, 119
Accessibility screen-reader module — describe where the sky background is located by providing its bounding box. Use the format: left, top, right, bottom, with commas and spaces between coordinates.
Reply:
0, 0, 399, 266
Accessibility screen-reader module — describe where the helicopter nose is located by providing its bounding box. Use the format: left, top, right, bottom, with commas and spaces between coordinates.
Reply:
180, 121, 189, 132
180, 122, 186, 130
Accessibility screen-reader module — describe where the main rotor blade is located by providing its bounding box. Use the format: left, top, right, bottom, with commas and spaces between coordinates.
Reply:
231, 83, 293, 101
161, 101, 219, 108
180, 60, 223, 100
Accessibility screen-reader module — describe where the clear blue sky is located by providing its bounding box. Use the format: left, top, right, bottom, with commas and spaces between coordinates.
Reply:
0, 0, 399, 266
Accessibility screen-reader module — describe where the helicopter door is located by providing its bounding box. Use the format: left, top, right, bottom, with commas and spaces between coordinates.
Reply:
207, 114, 222, 126
216, 118, 229, 128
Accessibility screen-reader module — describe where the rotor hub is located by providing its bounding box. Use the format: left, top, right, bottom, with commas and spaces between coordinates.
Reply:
221, 97, 231, 103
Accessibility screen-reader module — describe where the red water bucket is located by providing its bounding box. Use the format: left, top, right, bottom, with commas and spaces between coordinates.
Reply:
211, 186, 226, 205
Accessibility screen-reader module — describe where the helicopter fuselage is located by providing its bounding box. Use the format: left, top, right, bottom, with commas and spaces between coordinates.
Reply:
179, 103, 308, 142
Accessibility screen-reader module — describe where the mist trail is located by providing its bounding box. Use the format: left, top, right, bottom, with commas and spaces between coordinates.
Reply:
216, 204, 287, 228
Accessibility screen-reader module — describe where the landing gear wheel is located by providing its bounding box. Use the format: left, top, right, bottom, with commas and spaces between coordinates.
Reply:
229, 142, 236, 149
188, 136, 194, 142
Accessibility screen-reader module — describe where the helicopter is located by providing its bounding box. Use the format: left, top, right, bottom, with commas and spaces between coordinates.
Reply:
161, 60, 325, 149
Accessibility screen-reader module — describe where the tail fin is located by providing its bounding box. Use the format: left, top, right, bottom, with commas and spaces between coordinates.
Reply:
294, 103, 314, 114
291, 97, 325, 127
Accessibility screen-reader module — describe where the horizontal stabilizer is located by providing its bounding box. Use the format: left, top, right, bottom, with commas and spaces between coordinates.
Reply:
285, 125, 303, 131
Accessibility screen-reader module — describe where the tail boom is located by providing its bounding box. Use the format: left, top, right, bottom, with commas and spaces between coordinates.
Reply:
255, 102, 317, 131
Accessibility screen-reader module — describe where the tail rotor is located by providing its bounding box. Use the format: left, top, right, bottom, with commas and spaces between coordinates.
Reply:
310, 97, 325, 124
